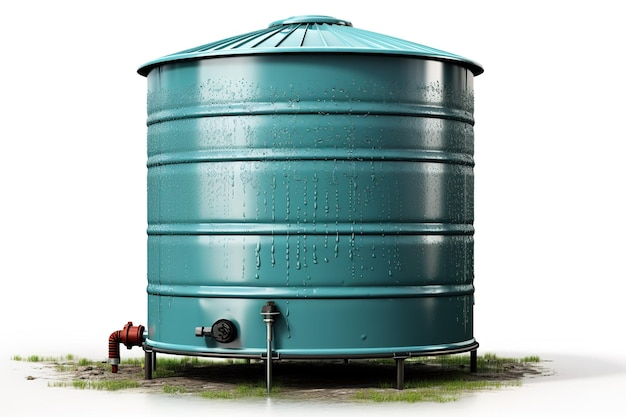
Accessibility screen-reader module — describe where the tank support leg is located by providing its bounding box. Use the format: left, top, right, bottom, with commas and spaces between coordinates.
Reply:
395, 358, 405, 390
144, 348, 153, 380
470, 349, 477, 373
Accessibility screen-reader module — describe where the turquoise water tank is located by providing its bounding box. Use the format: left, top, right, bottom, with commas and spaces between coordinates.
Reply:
138, 16, 483, 364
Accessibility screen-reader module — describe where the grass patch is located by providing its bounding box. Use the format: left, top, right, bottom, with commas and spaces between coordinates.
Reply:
350, 353, 534, 403
354, 389, 458, 403
12, 353, 127, 373
200, 382, 271, 399
354, 373, 522, 403
153, 356, 216, 378
13, 353, 82, 363
163, 385, 187, 394
415, 352, 541, 372
49, 380, 140, 391
21, 352, 542, 403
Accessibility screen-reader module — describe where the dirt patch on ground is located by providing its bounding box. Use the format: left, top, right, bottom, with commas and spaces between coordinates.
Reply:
49, 357, 552, 402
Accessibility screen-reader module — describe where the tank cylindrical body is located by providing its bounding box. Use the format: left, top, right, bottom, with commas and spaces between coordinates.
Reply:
139, 16, 482, 359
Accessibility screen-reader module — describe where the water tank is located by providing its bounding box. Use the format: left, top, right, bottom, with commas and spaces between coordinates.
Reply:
138, 16, 483, 369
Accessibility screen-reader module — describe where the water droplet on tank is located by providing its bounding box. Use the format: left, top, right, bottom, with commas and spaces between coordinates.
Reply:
255, 241, 261, 269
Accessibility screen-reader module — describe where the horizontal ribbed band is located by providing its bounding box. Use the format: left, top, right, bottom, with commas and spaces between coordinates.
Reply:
147, 283, 474, 298
147, 222, 474, 236
147, 101, 475, 126
147, 148, 474, 167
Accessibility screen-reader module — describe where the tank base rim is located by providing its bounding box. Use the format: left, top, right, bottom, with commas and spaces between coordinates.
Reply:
143, 339, 479, 360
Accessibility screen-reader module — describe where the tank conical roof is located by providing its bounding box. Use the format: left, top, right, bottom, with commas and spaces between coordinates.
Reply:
138, 15, 483, 76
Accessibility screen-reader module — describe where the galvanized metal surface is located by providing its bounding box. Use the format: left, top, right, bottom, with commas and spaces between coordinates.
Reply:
137, 15, 483, 76
140, 16, 481, 359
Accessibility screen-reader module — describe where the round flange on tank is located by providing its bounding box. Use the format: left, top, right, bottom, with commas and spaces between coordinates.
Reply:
138, 16, 483, 361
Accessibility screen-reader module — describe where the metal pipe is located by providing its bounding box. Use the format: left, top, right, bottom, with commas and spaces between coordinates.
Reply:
107, 322, 145, 373
260, 301, 280, 394
395, 357, 406, 390
470, 349, 478, 372
144, 347, 153, 380
265, 318, 273, 393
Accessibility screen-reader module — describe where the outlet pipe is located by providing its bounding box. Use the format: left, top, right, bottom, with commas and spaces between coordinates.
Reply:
260, 301, 280, 394
108, 322, 145, 373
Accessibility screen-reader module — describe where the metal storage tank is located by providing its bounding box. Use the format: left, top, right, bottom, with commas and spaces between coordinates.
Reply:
130, 15, 483, 389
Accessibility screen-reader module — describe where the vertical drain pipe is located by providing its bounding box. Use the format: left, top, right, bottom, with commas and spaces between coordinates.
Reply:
261, 301, 280, 394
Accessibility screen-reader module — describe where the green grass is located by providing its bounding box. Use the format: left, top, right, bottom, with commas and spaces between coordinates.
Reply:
151, 357, 249, 377
49, 380, 140, 391
12, 353, 142, 374
350, 353, 534, 403
11, 354, 75, 363
152, 356, 202, 377
163, 385, 187, 394
200, 382, 272, 399
416, 352, 541, 372
18, 352, 541, 402
369, 378, 521, 403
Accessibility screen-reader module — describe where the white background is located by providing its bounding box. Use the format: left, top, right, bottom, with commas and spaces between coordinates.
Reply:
1, 0, 625, 414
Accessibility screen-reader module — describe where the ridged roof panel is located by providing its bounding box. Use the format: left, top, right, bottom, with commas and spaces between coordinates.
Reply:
138, 16, 483, 76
